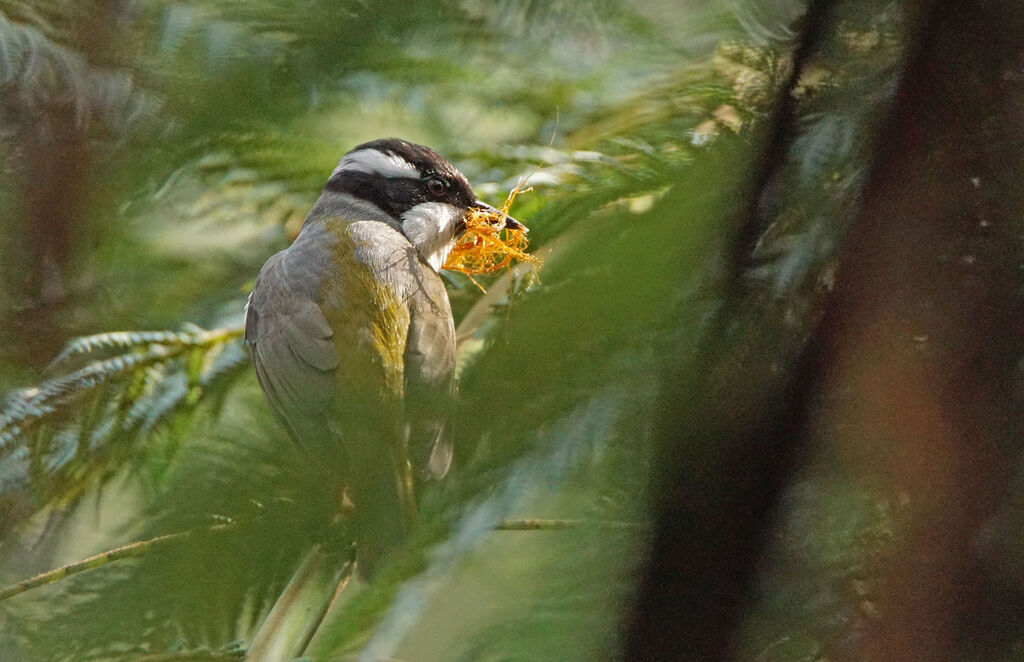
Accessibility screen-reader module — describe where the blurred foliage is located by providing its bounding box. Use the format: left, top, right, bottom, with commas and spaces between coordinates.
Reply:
0, 0, 1020, 661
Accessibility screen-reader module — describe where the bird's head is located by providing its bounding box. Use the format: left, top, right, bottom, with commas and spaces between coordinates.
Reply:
322, 138, 524, 272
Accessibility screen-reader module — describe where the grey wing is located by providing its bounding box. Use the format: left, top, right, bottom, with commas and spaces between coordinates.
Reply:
245, 249, 339, 450
403, 266, 457, 480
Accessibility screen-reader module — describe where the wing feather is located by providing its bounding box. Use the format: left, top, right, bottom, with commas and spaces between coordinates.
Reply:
245, 250, 337, 448
403, 264, 457, 479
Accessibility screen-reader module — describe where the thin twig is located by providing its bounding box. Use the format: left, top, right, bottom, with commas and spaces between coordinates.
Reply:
246, 544, 354, 661
126, 650, 243, 662
296, 560, 354, 656
0, 517, 641, 603
495, 518, 644, 531
0, 522, 234, 602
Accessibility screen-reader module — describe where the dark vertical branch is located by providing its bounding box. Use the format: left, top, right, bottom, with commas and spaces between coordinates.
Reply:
622, 0, 949, 659
724, 0, 836, 275
621, 2, 844, 657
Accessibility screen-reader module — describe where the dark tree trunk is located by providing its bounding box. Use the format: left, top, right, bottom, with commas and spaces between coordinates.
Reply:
624, 0, 1024, 659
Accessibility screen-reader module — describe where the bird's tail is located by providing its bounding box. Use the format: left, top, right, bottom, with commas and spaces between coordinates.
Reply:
350, 441, 417, 580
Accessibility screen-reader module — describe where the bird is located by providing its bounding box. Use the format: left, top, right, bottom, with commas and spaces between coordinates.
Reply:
244, 138, 522, 577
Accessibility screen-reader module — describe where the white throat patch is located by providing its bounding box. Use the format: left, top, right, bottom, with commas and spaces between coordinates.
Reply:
332, 149, 420, 180
400, 202, 463, 272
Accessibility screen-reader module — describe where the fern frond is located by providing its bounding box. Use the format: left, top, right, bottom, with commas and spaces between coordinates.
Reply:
3, 326, 241, 445
0, 322, 246, 514
0, 349, 167, 449
50, 328, 237, 368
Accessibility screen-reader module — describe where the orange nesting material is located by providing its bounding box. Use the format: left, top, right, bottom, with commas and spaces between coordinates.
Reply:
443, 183, 542, 280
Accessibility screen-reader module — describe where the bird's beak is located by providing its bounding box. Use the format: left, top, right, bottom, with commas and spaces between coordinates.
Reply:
473, 200, 527, 233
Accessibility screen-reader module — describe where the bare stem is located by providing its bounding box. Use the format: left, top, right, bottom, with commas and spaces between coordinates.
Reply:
246, 544, 354, 661
0, 522, 233, 602
126, 650, 243, 662
496, 518, 643, 531
0, 517, 641, 604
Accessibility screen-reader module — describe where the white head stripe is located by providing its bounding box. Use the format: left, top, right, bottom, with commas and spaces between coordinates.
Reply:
332, 148, 420, 180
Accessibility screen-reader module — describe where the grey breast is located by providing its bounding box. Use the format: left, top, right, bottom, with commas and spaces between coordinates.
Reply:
345, 217, 457, 479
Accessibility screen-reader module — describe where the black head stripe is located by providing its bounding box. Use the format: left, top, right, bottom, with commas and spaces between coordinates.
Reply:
323, 170, 418, 217
325, 138, 478, 215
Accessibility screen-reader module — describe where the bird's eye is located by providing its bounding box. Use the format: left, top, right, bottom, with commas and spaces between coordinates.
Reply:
426, 178, 448, 197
